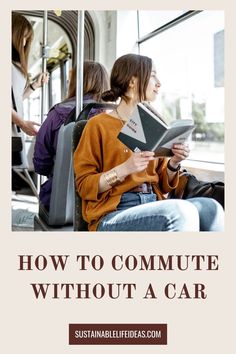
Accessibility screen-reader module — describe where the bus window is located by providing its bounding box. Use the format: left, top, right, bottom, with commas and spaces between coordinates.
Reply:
51, 66, 62, 106
138, 10, 224, 164
138, 10, 187, 37
22, 14, 73, 123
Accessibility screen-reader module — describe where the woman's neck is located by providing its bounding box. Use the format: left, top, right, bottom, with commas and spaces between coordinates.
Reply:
116, 98, 138, 122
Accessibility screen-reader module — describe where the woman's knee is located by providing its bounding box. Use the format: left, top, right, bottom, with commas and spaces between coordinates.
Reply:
165, 199, 200, 231
188, 197, 224, 231
188, 197, 223, 218
137, 199, 199, 231
127, 199, 200, 231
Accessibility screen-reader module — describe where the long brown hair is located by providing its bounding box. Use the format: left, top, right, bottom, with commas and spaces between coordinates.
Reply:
68, 61, 109, 101
12, 12, 33, 77
101, 53, 152, 102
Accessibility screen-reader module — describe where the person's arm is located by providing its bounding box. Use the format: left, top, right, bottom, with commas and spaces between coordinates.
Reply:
74, 121, 155, 199
23, 72, 49, 100
12, 108, 40, 136
99, 144, 191, 193
157, 143, 190, 193
167, 143, 190, 181
98, 151, 155, 193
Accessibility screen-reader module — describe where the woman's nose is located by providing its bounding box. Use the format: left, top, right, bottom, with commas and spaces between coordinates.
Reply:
156, 79, 161, 87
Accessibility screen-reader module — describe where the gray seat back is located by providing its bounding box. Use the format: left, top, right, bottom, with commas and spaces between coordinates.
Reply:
47, 121, 75, 226
45, 102, 116, 228
72, 103, 116, 231
72, 120, 88, 231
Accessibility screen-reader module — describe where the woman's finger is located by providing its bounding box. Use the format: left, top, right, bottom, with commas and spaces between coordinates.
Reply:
172, 147, 189, 155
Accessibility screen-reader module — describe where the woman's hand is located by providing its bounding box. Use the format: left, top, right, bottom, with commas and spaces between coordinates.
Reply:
32, 72, 50, 89
23, 73, 49, 99
12, 109, 40, 136
19, 120, 40, 136
117, 151, 155, 179
170, 143, 190, 167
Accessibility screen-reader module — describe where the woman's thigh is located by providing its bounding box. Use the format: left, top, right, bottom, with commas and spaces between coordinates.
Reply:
97, 197, 200, 232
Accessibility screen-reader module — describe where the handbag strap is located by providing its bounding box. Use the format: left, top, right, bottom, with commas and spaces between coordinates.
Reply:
12, 88, 17, 111
12, 88, 21, 132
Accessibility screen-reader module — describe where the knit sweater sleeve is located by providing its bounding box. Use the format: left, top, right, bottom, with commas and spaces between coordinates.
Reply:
156, 158, 179, 193
74, 119, 107, 201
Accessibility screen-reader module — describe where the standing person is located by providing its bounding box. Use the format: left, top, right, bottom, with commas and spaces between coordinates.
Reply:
12, 12, 49, 136
33, 61, 109, 211
74, 54, 224, 232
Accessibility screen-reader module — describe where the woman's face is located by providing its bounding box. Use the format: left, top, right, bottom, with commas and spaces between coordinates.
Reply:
145, 63, 161, 102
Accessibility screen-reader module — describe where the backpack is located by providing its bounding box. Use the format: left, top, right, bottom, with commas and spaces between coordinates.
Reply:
169, 170, 224, 209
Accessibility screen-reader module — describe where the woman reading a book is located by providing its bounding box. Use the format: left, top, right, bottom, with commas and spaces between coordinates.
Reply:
74, 54, 224, 231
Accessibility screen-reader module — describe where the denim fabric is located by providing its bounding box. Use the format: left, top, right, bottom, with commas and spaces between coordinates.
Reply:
186, 197, 224, 232
97, 192, 224, 232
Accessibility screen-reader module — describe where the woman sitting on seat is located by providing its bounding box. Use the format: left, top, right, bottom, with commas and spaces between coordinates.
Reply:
74, 53, 224, 232
33, 61, 109, 211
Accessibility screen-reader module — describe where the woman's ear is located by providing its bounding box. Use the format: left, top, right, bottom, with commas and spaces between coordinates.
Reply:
129, 76, 137, 89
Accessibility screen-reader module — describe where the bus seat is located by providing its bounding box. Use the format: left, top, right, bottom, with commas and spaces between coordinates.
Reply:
72, 120, 88, 231
38, 121, 75, 226
37, 104, 97, 227
37, 102, 116, 231
72, 103, 116, 231
12, 128, 39, 199
34, 213, 73, 231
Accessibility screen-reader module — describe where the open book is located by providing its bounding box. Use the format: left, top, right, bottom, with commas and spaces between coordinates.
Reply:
117, 103, 195, 157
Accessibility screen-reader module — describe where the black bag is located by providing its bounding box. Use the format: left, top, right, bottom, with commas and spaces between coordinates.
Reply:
12, 131, 23, 152
169, 171, 224, 209
12, 132, 23, 165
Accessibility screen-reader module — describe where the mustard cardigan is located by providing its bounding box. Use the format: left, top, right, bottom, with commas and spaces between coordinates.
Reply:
74, 113, 179, 231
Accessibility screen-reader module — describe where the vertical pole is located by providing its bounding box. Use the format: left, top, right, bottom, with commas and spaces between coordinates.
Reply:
41, 10, 48, 123
76, 10, 84, 118
74, 11, 84, 229
38, 10, 48, 193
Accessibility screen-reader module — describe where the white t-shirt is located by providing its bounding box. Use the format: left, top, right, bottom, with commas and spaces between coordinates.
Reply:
12, 62, 26, 117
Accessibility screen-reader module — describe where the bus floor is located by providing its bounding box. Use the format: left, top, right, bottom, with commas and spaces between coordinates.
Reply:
12, 190, 38, 231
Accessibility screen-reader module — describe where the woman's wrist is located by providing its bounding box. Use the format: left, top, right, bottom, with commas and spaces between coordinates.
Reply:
29, 83, 37, 91
104, 170, 119, 187
115, 164, 128, 181
103, 166, 126, 188
167, 159, 181, 172
12, 111, 24, 128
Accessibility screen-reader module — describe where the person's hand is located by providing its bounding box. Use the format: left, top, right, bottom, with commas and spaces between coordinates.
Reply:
32, 72, 50, 89
19, 120, 41, 136
170, 143, 190, 167
118, 151, 155, 178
